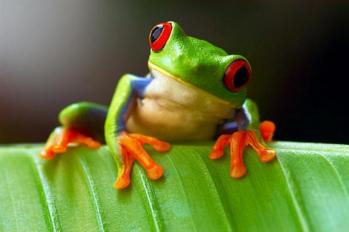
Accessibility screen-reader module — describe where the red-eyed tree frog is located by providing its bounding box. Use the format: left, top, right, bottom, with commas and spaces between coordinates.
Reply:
40, 21, 276, 189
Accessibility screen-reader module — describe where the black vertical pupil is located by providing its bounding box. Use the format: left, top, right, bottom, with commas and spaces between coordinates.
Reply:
150, 25, 163, 43
234, 67, 249, 88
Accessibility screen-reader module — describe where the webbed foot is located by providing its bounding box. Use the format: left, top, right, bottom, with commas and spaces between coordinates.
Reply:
40, 127, 101, 159
114, 132, 171, 189
209, 120, 276, 178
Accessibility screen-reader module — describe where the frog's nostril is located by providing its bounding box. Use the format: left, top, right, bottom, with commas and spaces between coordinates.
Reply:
223, 60, 251, 92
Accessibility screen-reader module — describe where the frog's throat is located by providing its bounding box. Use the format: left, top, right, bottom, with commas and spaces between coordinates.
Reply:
148, 62, 233, 107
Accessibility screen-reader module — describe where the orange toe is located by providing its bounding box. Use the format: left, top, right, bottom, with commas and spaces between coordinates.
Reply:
209, 150, 223, 160
129, 134, 171, 152
259, 149, 276, 162
247, 130, 276, 163
259, 120, 276, 142
52, 145, 68, 153
209, 134, 231, 159
114, 175, 131, 189
230, 131, 248, 179
230, 164, 247, 178
40, 148, 55, 160
152, 142, 171, 153
146, 164, 164, 180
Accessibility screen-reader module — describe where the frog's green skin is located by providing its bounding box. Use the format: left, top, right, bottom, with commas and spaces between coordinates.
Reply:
58, 21, 262, 174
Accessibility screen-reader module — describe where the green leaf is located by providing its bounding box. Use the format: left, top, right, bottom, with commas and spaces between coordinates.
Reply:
1, 142, 349, 231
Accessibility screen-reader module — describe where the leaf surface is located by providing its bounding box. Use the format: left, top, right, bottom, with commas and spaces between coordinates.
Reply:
0, 142, 349, 232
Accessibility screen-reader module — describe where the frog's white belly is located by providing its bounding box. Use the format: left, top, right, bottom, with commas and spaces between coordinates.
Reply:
126, 69, 236, 141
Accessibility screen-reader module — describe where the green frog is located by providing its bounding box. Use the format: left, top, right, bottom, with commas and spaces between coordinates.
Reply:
40, 21, 276, 189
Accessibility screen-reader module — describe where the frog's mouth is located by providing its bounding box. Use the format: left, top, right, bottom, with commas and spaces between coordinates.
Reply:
148, 62, 234, 107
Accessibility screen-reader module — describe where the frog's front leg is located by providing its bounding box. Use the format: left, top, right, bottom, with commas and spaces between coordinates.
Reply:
115, 132, 170, 189
210, 99, 276, 178
105, 74, 171, 189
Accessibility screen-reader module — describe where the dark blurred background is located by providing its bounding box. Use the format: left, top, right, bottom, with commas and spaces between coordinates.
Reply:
0, 0, 348, 144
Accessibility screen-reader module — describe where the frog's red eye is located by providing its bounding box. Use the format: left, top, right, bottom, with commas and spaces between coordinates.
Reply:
149, 22, 172, 52
223, 60, 251, 92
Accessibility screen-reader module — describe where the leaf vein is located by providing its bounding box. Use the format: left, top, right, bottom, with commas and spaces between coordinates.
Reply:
316, 153, 349, 205
32, 156, 62, 232
135, 167, 165, 232
277, 153, 311, 232
195, 151, 235, 232
165, 154, 198, 232
78, 155, 106, 232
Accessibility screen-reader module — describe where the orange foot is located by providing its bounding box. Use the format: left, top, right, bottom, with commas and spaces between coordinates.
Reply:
209, 120, 276, 178
40, 127, 101, 160
114, 132, 171, 189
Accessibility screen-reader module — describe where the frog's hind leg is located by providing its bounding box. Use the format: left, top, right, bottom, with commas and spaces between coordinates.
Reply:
40, 102, 108, 159
40, 127, 102, 159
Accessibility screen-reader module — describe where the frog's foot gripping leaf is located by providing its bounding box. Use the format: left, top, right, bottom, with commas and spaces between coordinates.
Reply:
209, 120, 276, 178
40, 127, 102, 159
114, 132, 171, 189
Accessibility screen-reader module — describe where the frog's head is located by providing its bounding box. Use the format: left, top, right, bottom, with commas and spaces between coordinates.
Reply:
148, 21, 251, 108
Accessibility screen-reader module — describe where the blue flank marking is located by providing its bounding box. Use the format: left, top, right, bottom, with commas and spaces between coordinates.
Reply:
131, 76, 153, 98
221, 121, 239, 133
219, 108, 250, 135
116, 76, 153, 133
237, 107, 250, 130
